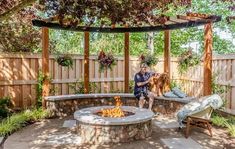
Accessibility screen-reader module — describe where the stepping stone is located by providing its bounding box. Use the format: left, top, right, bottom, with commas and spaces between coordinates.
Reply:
62, 120, 77, 128
0, 136, 4, 144
161, 138, 203, 149
153, 120, 181, 129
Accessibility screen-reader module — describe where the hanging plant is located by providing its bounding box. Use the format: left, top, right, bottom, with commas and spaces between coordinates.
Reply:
98, 50, 117, 72
178, 49, 200, 74
56, 54, 73, 68
139, 53, 158, 67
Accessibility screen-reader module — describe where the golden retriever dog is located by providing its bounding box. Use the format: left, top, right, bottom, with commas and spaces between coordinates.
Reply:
149, 73, 170, 96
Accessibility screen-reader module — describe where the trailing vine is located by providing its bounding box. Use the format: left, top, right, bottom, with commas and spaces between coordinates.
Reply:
36, 71, 53, 107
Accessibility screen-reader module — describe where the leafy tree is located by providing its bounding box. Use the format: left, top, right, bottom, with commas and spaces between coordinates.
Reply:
0, 7, 40, 52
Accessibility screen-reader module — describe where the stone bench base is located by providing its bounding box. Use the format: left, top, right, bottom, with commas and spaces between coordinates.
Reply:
45, 93, 194, 117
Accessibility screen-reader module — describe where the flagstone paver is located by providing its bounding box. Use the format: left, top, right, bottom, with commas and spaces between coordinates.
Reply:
62, 120, 77, 128
161, 137, 203, 149
153, 120, 180, 129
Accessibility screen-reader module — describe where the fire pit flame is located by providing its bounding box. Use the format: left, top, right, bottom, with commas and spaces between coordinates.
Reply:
101, 96, 125, 117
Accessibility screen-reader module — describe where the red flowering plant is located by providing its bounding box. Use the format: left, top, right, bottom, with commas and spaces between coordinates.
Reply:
98, 50, 117, 72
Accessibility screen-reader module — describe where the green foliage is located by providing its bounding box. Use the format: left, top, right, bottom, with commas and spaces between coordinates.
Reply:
211, 113, 228, 127
56, 55, 73, 68
36, 71, 44, 107
0, 97, 12, 119
212, 72, 231, 94
170, 80, 181, 90
211, 113, 235, 137
69, 80, 97, 94
0, 108, 50, 136
36, 71, 53, 107
0, 8, 40, 53
129, 80, 134, 93
178, 49, 200, 74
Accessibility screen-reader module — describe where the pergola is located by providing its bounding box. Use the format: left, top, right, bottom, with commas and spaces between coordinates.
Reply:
32, 13, 221, 108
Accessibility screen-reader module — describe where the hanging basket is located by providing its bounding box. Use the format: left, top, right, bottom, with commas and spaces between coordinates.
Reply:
56, 55, 73, 68
178, 49, 200, 74
139, 53, 158, 67
98, 50, 117, 72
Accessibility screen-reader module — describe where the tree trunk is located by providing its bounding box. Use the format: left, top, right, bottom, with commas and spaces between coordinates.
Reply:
147, 32, 154, 54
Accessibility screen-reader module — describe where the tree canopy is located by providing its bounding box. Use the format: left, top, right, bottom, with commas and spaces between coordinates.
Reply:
0, 0, 234, 55
42, 0, 191, 26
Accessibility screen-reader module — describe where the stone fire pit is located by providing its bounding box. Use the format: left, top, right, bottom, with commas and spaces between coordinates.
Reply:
74, 106, 154, 144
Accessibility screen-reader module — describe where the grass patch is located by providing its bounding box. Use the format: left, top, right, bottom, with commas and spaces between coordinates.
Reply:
211, 112, 235, 137
0, 108, 50, 136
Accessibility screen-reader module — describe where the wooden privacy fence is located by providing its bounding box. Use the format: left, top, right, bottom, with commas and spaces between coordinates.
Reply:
0, 53, 235, 110
175, 54, 235, 110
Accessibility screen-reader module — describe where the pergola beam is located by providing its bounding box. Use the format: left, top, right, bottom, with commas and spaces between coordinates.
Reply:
42, 27, 49, 108
203, 23, 213, 95
32, 15, 221, 33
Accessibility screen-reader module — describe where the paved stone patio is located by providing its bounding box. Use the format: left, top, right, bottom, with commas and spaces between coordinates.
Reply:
3, 115, 235, 149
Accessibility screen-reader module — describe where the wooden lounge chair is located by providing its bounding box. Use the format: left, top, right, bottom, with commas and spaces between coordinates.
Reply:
182, 106, 213, 138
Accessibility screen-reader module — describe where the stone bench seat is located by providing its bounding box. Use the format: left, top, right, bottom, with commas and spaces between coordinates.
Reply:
45, 93, 196, 117
45, 93, 195, 103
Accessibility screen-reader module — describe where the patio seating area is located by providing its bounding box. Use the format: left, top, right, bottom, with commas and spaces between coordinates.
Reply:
1, 1, 235, 149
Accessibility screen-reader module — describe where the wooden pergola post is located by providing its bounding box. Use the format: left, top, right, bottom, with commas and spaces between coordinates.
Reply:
42, 27, 49, 109
84, 32, 90, 94
124, 31, 130, 93
203, 23, 213, 95
164, 30, 171, 78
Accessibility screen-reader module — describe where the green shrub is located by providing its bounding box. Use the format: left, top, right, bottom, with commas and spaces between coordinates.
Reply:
0, 97, 12, 119
211, 113, 235, 137
211, 114, 227, 127
0, 108, 50, 136
129, 80, 134, 93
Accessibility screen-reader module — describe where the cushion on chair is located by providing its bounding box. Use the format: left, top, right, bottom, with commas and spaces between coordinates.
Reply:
176, 94, 223, 127
172, 87, 187, 98
163, 91, 179, 98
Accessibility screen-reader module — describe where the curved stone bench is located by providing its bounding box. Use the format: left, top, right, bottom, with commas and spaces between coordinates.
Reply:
45, 93, 195, 117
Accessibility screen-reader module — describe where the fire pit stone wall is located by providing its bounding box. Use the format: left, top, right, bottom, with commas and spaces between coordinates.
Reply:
74, 106, 154, 144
